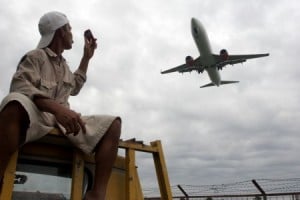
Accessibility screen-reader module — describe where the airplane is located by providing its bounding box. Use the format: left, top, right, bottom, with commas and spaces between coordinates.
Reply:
161, 18, 269, 88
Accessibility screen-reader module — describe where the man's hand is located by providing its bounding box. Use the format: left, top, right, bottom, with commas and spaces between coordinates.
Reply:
83, 36, 97, 60
55, 106, 86, 135
33, 97, 86, 136
78, 35, 97, 74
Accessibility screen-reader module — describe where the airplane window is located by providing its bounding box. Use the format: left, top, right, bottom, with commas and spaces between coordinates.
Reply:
12, 160, 92, 200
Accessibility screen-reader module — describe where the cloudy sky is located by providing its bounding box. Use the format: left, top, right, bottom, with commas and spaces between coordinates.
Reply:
1, 0, 300, 195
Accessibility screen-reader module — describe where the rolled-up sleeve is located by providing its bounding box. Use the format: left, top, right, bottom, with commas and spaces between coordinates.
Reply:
71, 69, 87, 96
10, 53, 51, 100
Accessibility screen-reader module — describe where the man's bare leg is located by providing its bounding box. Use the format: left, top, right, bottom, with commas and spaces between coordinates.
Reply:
0, 101, 29, 193
84, 118, 121, 200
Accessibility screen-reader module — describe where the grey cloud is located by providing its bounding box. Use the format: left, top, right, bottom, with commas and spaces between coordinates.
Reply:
1, 0, 300, 193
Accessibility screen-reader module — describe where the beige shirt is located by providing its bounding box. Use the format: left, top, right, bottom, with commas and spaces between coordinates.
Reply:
1, 48, 117, 154
10, 48, 86, 107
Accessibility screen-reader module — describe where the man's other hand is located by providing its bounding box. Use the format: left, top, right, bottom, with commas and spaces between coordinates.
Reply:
55, 107, 86, 135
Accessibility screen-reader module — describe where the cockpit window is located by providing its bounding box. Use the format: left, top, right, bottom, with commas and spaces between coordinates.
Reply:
193, 28, 198, 35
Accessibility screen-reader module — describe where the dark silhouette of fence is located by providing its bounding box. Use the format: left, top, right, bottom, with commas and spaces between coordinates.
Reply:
144, 178, 300, 200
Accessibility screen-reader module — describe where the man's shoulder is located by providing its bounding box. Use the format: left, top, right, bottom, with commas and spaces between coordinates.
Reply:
21, 49, 49, 65
25, 48, 47, 58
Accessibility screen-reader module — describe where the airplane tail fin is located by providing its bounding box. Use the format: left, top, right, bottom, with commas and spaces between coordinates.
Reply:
200, 81, 239, 88
200, 82, 215, 88
220, 80, 240, 85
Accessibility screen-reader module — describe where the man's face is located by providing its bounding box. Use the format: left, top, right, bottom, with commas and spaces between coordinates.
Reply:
63, 23, 73, 50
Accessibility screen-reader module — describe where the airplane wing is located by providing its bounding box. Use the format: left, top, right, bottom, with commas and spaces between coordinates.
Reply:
161, 63, 187, 74
228, 53, 269, 60
213, 53, 269, 69
161, 56, 205, 74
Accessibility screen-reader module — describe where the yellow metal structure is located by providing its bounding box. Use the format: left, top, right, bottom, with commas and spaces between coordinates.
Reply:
0, 129, 172, 200
0, 150, 18, 200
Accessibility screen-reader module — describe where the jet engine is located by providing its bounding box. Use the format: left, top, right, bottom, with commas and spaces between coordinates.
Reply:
185, 56, 194, 66
220, 49, 229, 61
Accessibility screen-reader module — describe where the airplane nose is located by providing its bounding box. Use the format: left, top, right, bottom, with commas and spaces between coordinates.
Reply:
191, 18, 196, 26
191, 18, 200, 28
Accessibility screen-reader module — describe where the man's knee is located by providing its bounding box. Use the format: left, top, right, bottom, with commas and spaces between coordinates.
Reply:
107, 118, 121, 140
0, 101, 28, 120
0, 101, 29, 144
113, 118, 121, 133
113, 118, 121, 130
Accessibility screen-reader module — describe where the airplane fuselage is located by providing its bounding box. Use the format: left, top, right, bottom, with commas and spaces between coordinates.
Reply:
161, 18, 269, 88
191, 18, 221, 86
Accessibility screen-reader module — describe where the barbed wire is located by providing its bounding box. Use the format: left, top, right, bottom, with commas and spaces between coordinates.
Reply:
143, 178, 300, 197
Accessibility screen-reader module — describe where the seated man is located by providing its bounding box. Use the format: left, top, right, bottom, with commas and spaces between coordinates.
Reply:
0, 11, 121, 200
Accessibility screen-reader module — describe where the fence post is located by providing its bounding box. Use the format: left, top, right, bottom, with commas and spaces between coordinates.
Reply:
252, 179, 267, 200
177, 185, 189, 200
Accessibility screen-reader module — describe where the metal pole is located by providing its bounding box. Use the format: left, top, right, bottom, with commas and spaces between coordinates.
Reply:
252, 179, 267, 200
177, 185, 189, 200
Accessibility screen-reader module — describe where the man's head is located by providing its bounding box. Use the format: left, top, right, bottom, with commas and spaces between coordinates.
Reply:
37, 11, 72, 49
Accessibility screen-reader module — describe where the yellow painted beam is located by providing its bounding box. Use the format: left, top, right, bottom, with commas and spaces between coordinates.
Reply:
119, 140, 159, 153
151, 141, 173, 200
0, 150, 18, 200
70, 150, 84, 200
125, 148, 136, 200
